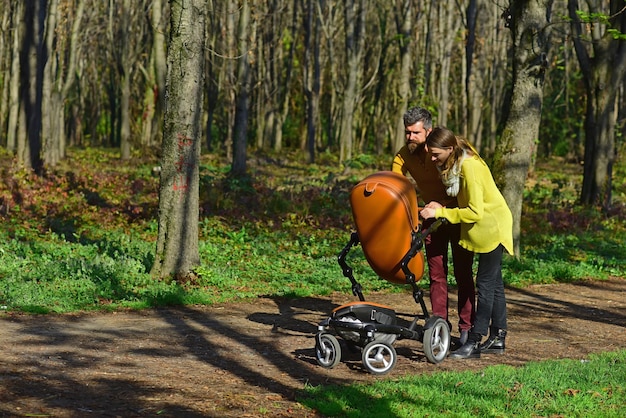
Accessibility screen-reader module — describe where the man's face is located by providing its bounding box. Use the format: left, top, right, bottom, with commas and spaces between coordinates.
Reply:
404, 122, 431, 153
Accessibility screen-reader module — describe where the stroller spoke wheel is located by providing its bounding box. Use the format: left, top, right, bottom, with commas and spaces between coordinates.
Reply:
423, 317, 451, 364
315, 333, 342, 369
362, 341, 397, 375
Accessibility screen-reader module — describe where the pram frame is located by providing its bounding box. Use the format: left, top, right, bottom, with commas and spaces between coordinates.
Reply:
338, 219, 445, 312
316, 218, 450, 375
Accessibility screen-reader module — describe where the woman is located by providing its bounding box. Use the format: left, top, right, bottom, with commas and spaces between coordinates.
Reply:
420, 127, 513, 359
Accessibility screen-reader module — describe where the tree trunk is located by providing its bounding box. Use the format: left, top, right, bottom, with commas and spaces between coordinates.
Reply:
58, 0, 84, 160
205, 0, 221, 152
120, 68, 131, 159
41, 0, 58, 166
223, 0, 237, 162
393, 0, 413, 153
140, 0, 166, 148
569, 0, 626, 207
434, 2, 460, 128
151, 0, 205, 280
119, 0, 133, 160
106, 2, 119, 148
370, 9, 389, 156
318, 0, 339, 151
255, 0, 295, 153
464, 0, 507, 154
338, 0, 365, 163
231, 0, 251, 176
19, 0, 45, 173
277, 0, 297, 153
41, 0, 82, 167
6, 1, 22, 153
497, 0, 553, 257
486, 1, 509, 154
140, 53, 157, 148
0, 2, 12, 145
303, 0, 321, 163
465, 0, 489, 146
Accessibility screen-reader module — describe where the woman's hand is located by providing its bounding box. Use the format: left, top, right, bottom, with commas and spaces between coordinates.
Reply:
425, 201, 443, 209
421, 201, 441, 219
420, 207, 436, 219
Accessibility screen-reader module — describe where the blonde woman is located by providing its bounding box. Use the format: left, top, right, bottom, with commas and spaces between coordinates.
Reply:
420, 127, 513, 359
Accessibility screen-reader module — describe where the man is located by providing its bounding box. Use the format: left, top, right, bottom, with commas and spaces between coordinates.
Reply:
391, 107, 475, 344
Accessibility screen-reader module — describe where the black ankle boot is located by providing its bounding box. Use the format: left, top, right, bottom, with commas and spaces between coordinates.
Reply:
449, 332, 481, 359
480, 329, 507, 354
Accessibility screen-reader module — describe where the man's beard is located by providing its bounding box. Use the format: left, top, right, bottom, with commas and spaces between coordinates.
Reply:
407, 142, 422, 154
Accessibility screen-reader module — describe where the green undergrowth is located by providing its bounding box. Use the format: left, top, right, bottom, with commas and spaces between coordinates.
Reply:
301, 350, 626, 417
0, 148, 625, 313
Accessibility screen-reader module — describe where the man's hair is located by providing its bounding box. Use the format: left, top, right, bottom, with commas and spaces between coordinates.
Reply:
403, 107, 433, 129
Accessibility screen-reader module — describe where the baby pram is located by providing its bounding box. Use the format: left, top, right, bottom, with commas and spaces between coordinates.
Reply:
315, 171, 450, 375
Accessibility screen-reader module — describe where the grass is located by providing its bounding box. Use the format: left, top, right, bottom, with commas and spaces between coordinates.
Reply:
301, 350, 626, 417
0, 148, 625, 313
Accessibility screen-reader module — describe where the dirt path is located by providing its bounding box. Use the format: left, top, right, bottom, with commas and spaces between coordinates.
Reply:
1, 278, 625, 417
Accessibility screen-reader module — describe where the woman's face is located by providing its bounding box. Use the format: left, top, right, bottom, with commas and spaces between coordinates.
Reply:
428, 145, 453, 167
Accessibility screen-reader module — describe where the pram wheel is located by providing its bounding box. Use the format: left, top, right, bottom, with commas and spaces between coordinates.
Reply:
315, 333, 342, 369
362, 341, 397, 375
423, 317, 450, 364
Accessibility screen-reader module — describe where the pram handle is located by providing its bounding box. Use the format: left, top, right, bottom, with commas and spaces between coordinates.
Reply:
337, 232, 366, 301
419, 217, 448, 236
399, 217, 448, 313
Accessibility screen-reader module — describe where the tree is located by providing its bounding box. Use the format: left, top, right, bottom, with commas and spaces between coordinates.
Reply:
3, 0, 621, 204
497, 0, 553, 256
568, 0, 626, 208
140, 0, 167, 148
463, 0, 509, 152
231, 0, 252, 176
0, 0, 9, 142
4, 1, 22, 153
316, 0, 342, 152
393, 0, 415, 153
41, 0, 85, 167
338, 0, 366, 163
151, 0, 206, 280
116, 0, 147, 160
428, 1, 463, 128
204, 0, 224, 152
255, 0, 297, 153
222, 0, 238, 162
302, 0, 321, 162
17, 0, 46, 174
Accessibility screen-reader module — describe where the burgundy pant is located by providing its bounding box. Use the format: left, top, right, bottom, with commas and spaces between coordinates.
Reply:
422, 219, 475, 332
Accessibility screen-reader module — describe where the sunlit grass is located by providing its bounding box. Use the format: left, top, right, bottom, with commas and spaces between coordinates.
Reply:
0, 149, 624, 313
301, 350, 626, 417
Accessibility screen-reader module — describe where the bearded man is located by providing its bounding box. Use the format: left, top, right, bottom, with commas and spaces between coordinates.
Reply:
391, 107, 475, 346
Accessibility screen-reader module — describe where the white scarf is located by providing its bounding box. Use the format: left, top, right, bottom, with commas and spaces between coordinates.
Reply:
439, 151, 467, 197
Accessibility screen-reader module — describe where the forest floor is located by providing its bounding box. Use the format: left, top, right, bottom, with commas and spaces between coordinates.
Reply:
1, 277, 625, 417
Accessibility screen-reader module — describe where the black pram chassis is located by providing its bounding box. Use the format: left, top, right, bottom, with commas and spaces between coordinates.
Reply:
315, 219, 450, 375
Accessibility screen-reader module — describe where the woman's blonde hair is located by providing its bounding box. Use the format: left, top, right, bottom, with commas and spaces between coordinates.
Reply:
426, 126, 477, 181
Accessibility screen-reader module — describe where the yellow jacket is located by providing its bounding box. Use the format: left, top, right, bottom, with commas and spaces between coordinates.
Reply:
434, 154, 514, 255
